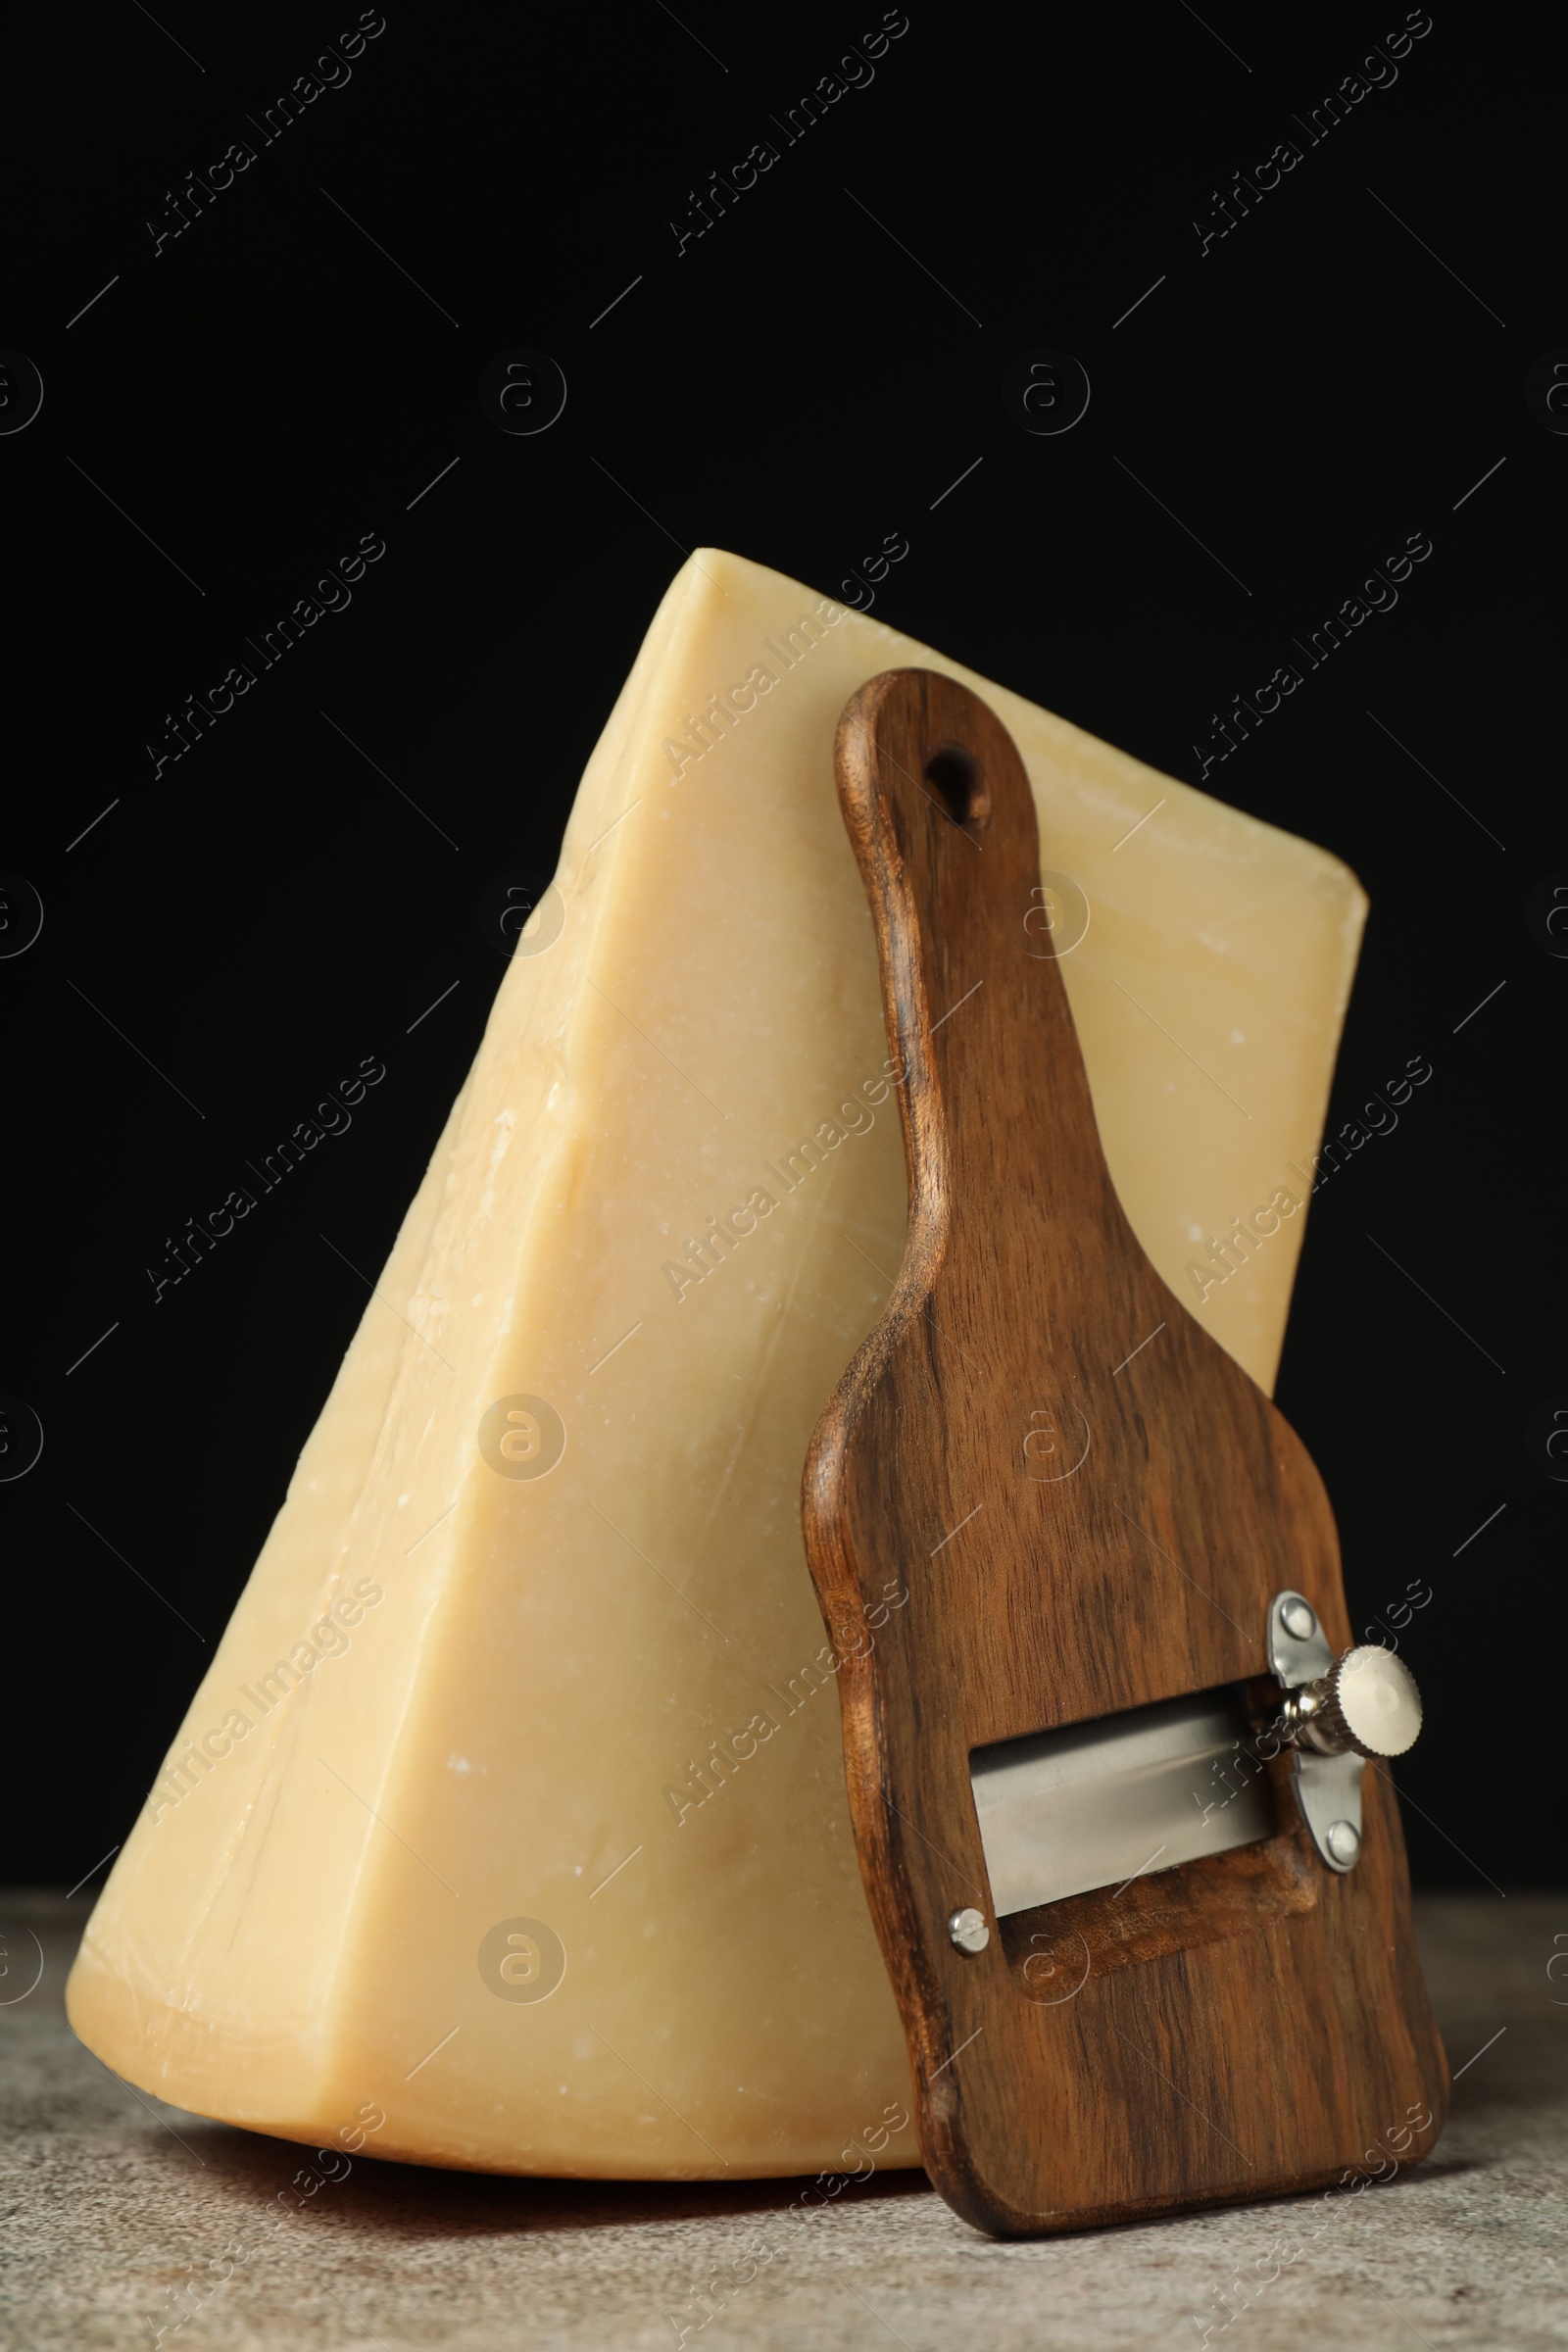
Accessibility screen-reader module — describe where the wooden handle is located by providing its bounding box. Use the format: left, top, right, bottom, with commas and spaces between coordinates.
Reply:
803, 669, 1446, 2236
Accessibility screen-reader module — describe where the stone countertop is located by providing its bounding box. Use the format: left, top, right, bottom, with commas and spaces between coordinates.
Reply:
3, 1893, 1563, 2351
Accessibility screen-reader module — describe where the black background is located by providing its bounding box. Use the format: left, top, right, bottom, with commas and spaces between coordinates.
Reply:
6, 2, 1558, 1893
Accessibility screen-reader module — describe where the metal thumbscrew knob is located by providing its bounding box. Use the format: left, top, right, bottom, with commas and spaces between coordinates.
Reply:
1283, 1645, 1423, 1759
949, 1907, 991, 1954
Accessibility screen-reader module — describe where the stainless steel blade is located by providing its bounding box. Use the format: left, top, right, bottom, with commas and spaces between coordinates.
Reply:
970, 1688, 1274, 1916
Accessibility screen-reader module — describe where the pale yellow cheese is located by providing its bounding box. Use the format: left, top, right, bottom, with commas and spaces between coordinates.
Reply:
68, 551, 1366, 2178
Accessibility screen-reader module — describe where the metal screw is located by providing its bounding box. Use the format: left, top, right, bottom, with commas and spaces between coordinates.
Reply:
1282, 1597, 1317, 1641
1325, 1819, 1361, 1867
949, 1906, 990, 1954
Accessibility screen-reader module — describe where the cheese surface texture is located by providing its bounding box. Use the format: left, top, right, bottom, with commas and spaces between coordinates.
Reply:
68, 551, 1366, 2177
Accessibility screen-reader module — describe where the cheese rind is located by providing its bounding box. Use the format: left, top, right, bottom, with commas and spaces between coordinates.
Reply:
68, 551, 1365, 2176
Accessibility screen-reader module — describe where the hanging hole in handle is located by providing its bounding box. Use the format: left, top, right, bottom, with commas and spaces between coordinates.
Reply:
924, 744, 989, 828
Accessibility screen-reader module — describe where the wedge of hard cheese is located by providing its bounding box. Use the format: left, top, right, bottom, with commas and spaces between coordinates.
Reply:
68, 550, 1366, 2178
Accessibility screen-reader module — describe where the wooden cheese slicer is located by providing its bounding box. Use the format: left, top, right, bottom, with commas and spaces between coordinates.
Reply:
802, 668, 1446, 2236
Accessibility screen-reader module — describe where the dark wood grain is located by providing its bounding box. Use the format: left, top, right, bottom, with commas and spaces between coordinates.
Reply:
801, 669, 1447, 2236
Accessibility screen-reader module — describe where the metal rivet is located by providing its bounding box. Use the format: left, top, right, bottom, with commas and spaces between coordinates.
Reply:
1282, 1597, 1317, 1641
1325, 1819, 1361, 1866
949, 1906, 990, 1953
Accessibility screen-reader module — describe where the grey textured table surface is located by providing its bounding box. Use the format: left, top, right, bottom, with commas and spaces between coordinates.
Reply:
3, 1892, 1563, 2351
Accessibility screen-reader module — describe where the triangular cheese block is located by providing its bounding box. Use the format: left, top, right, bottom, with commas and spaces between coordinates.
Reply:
68, 552, 1366, 2178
